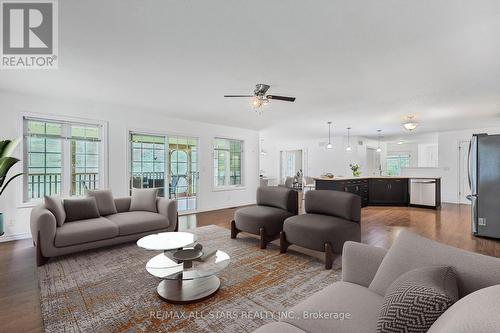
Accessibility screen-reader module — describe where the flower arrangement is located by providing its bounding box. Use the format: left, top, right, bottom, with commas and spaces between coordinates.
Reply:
349, 163, 361, 177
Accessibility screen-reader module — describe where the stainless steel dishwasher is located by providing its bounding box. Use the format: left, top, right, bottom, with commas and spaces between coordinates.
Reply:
410, 178, 437, 207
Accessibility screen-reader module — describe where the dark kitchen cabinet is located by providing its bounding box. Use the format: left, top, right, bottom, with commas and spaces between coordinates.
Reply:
315, 178, 369, 207
369, 178, 408, 206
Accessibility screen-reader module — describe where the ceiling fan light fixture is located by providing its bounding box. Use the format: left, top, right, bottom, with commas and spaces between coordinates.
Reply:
252, 97, 262, 108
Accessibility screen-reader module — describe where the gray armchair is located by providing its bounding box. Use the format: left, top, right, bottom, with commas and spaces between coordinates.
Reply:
280, 190, 361, 269
231, 186, 298, 249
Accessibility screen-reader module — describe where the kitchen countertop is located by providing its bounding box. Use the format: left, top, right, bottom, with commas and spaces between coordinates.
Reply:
314, 176, 441, 181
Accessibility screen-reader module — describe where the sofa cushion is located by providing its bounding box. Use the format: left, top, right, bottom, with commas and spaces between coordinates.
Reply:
377, 266, 458, 333
130, 188, 158, 213
252, 322, 306, 333
106, 211, 168, 236
281, 281, 383, 333
368, 230, 500, 297
283, 213, 361, 253
428, 285, 500, 333
63, 197, 100, 222
54, 217, 119, 247
256, 186, 298, 213
44, 195, 66, 227
234, 206, 294, 236
305, 190, 361, 222
86, 189, 117, 216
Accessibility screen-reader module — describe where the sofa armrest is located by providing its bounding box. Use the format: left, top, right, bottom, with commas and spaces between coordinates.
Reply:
156, 197, 178, 231
342, 241, 387, 287
30, 204, 57, 255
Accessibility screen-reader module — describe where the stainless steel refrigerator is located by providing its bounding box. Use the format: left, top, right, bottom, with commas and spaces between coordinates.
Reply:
468, 133, 500, 239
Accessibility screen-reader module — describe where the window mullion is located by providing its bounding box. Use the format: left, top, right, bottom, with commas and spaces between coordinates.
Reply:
62, 123, 71, 196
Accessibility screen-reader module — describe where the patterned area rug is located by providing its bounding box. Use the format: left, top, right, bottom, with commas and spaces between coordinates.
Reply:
38, 225, 341, 333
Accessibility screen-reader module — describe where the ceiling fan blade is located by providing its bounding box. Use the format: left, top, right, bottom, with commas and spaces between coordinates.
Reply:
224, 95, 255, 98
266, 95, 296, 102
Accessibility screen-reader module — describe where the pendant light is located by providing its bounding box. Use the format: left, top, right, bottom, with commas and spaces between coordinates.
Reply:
345, 127, 352, 151
376, 129, 382, 153
326, 122, 333, 149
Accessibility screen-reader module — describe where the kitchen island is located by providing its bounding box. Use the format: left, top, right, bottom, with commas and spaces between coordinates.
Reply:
314, 176, 441, 208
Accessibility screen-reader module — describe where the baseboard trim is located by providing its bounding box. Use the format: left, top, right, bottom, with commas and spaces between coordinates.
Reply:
0, 232, 32, 243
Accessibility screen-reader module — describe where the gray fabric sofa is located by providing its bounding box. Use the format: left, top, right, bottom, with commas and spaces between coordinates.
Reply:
254, 230, 500, 333
30, 196, 177, 265
281, 190, 361, 269
232, 186, 298, 249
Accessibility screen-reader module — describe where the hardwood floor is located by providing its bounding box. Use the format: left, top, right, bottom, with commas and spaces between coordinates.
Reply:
1, 203, 499, 332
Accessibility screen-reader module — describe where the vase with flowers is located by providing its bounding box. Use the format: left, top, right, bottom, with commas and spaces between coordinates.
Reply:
349, 163, 361, 177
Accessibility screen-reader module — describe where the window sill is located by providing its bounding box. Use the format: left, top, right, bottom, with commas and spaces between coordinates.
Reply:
212, 186, 247, 192
17, 200, 42, 209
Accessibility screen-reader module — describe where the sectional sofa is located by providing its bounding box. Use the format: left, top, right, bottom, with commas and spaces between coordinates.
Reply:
254, 230, 500, 333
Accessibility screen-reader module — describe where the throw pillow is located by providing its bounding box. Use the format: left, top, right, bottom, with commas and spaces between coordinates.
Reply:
376, 266, 458, 333
130, 188, 158, 212
86, 189, 117, 216
44, 196, 66, 227
63, 197, 101, 222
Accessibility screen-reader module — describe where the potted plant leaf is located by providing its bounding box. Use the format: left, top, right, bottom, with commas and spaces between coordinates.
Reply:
0, 138, 23, 236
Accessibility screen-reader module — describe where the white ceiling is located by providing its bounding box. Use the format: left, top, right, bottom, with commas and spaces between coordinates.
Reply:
2, 0, 500, 139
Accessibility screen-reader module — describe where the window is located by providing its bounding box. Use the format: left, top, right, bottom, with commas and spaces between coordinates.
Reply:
130, 134, 166, 197
213, 138, 243, 188
386, 152, 411, 176
23, 116, 105, 201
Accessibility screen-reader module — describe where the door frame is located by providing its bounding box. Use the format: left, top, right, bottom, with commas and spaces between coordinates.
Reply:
457, 140, 471, 204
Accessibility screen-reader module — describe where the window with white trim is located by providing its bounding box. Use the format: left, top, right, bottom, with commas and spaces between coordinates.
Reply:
386, 152, 411, 176
23, 116, 105, 201
213, 138, 243, 188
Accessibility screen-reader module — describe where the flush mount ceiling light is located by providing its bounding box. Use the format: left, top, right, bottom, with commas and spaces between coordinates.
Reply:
397, 140, 405, 145
326, 122, 333, 149
376, 129, 382, 152
402, 115, 419, 131
346, 127, 352, 151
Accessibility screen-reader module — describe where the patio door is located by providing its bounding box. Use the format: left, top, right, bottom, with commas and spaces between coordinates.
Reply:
130, 133, 198, 212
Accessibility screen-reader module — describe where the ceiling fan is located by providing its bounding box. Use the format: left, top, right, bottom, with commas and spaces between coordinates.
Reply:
224, 84, 296, 109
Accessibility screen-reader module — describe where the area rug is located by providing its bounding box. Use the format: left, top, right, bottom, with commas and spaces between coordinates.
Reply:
38, 225, 341, 333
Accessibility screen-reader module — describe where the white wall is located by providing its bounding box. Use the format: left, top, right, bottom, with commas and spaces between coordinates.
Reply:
0, 91, 259, 242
